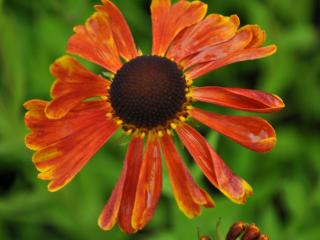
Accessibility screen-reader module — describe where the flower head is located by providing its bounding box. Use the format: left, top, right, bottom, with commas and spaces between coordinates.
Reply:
24, 0, 284, 233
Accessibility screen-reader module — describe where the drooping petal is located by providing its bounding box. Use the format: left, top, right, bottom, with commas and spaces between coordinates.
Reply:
118, 137, 144, 233
99, 137, 143, 233
98, 159, 127, 231
46, 56, 109, 119
67, 11, 122, 73
167, 14, 240, 63
186, 44, 277, 79
151, 0, 207, 56
191, 108, 276, 153
160, 134, 214, 218
96, 0, 138, 61
132, 136, 162, 230
192, 86, 285, 113
25, 100, 118, 192
176, 124, 253, 204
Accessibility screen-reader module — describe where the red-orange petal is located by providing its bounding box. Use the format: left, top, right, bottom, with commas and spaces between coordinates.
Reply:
118, 137, 144, 233
186, 44, 277, 79
25, 100, 111, 151
25, 100, 118, 192
167, 14, 239, 63
192, 86, 285, 113
151, 0, 207, 56
96, 0, 138, 61
176, 124, 253, 204
99, 137, 143, 233
160, 134, 214, 218
191, 108, 276, 153
98, 159, 127, 231
246, 25, 267, 48
132, 136, 162, 230
46, 55, 109, 119
183, 25, 256, 68
67, 11, 122, 73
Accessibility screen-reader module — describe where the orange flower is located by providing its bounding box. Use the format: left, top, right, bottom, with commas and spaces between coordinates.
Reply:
24, 0, 284, 233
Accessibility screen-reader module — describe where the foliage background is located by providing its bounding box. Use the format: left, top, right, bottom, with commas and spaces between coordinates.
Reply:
0, 0, 319, 239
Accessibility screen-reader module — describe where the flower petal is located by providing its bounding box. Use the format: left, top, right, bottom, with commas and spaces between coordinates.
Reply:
167, 14, 240, 63
151, 0, 171, 57
132, 136, 162, 230
98, 158, 127, 231
118, 137, 144, 233
67, 11, 122, 73
183, 25, 256, 68
191, 108, 276, 153
25, 100, 111, 151
45, 56, 110, 119
96, 0, 138, 61
151, 0, 207, 56
176, 124, 253, 204
186, 44, 277, 79
160, 134, 214, 218
99, 137, 143, 233
192, 86, 285, 113
183, 24, 276, 79
25, 100, 118, 192
246, 25, 267, 48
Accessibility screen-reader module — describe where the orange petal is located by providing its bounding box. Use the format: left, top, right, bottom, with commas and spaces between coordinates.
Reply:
176, 124, 253, 204
132, 136, 162, 230
151, 0, 171, 56
46, 56, 110, 119
118, 137, 144, 233
191, 108, 276, 153
25, 100, 111, 151
183, 25, 256, 68
96, 0, 138, 61
98, 159, 127, 231
25, 100, 118, 192
67, 11, 122, 73
24, 99, 47, 111
99, 137, 143, 233
160, 134, 214, 218
186, 44, 277, 79
192, 86, 285, 113
167, 14, 239, 63
151, 0, 207, 56
246, 25, 267, 48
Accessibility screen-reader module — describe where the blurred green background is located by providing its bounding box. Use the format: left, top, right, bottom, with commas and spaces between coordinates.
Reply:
0, 0, 319, 239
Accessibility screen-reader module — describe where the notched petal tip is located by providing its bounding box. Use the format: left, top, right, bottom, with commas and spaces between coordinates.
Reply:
214, 170, 253, 205
237, 179, 253, 204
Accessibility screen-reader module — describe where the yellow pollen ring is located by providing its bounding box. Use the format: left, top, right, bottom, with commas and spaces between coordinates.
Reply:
116, 120, 123, 125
